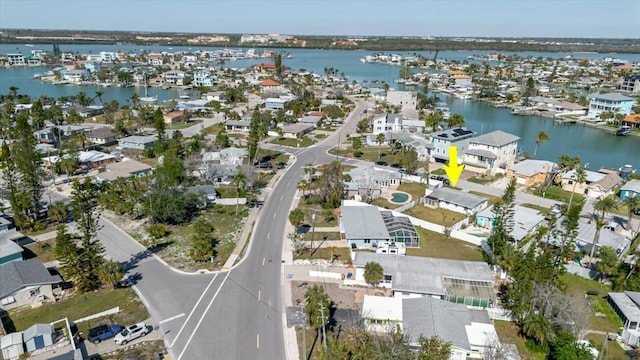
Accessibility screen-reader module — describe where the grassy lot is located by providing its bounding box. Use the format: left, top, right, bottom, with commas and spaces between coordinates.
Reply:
494, 320, 546, 360
168, 119, 201, 130
406, 227, 484, 262
296, 199, 339, 227
431, 168, 446, 175
520, 203, 551, 215
535, 185, 584, 204
201, 122, 224, 135
468, 176, 496, 185
301, 232, 342, 241
469, 191, 502, 205
4, 288, 148, 335
561, 273, 622, 332
403, 205, 467, 226
24, 239, 57, 263
294, 247, 351, 262
585, 334, 631, 360
397, 182, 427, 200
270, 136, 315, 147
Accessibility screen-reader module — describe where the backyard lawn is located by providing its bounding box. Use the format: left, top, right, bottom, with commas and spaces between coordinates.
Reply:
493, 320, 545, 360
295, 199, 339, 227
397, 182, 427, 200
407, 227, 484, 262
24, 239, 57, 263
561, 273, 622, 332
403, 205, 467, 227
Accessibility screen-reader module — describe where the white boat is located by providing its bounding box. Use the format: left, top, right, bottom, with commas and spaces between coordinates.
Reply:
454, 93, 471, 100
25, 44, 34, 47
139, 72, 157, 103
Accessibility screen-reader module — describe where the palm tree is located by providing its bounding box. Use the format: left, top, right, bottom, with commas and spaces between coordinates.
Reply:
567, 168, 586, 211
532, 131, 549, 159
75, 91, 92, 107
232, 173, 246, 215
47, 201, 68, 224
94, 90, 104, 106
593, 195, 619, 221
98, 260, 124, 288
8, 86, 19, 100
363, 261, 384, 288
447, 113, 465, 128
589, 217, 608, 263
523, 313, 551, 345
376, 133, 386, 159
622, 195, 640, 231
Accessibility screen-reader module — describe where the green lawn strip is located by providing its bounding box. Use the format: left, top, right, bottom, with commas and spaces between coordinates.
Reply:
520, 203, 551, 215
403, 206, 467, 227
6, 288, 148, 334
296, 199, 339, 227
493, 320, 546, 360
585, 334, 629, 360
293, 247, 351, 262
469, 191, 502, 205
535, 186, 584, 204
431, 168, 446, 175
369, 197, 401, 210
406, 227, 484, 262
301, 232, 342, 241
468, 176, 495, 185
201, 122, 224, 135
24, 239, 56, 263
168, 119, 201, 130
270, 136, 315, 147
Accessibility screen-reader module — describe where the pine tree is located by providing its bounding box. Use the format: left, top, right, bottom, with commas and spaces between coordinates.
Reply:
14, 112, 45, 222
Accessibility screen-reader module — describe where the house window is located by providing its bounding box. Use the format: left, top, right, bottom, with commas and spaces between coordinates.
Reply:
30, 288, 40, 297
1, 296, 16, 305
631, 322, 638, 330
364, 239, 371, 244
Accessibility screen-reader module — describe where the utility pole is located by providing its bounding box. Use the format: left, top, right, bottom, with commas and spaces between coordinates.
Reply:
319, 301, 327, 354
300, 299, 307, 360
311, 211, 316, 255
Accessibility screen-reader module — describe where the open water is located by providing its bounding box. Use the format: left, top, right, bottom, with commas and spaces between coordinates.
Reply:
0, 44, 639, 170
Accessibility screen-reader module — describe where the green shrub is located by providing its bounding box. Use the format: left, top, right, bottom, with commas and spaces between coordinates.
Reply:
146, 223, 169, 239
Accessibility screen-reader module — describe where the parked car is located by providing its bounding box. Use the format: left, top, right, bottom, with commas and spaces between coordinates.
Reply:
634, 208, 640, 216
260, 155, 275, 162
277, 162, 287, 169
114, 322, 148, 345
88, 324, 122, 344
255, 162, 273, 169
375, 161, 388, 166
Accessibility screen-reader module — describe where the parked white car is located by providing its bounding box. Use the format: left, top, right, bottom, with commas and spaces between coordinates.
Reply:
114, 322, 148, 345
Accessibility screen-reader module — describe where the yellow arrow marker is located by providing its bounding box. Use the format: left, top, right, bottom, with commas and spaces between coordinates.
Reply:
443, 145, 464, 187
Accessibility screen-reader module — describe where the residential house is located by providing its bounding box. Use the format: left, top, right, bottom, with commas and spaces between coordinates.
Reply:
87, 127, 117, 146
620, 75, 640, 93
340, 204, 420, 248
185, 185, 217, 206
402, 297, 499, 360
298, 115, 323, 127
34, 128, 56, 144
264, 97, 287, 109
6, 53, 26, 66
75, 106, 104, 118
561, 169, 622, 198
182, 52, 197, 63
253, 63, 276, 73
95, 159, 153, 183
476, 205, 545, 242
193, 70, 214, 87
371, 113, 425, 135
424, 187, 489, 215
386, 90, 417, 113
588, 92, 634, 118
63, 69, 90, 83
344, 167, 401, 200
544, 217, 630, 256
622, 114, 640, 129
219, 147, 247, 165
0, 259, 62, 310
362, 295, 403, 333
226, 120, 251, 132
389, 131, 433, 161
56, 124, 88, 137
620, 180, 640, 200
163, 70, 190, 85
280, 123, 314, 139
349, 252, 495, 304
0, 236, 24, 267
463, 130, 520, 175
448, 70, 473, 88
429, 128, 476, 163
608, 292, 640, 346
506, 159, 556, 186
259, 78, 284, 94
117, 135, 156, 150
163, 111, 184, 124
147, 52, 164, 65
24, 323, 54, 352
0, 332, 24, 360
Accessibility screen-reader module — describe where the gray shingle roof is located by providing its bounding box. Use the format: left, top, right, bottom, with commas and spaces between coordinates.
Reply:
609, 292, 640, 323
465, 148, 498, 159
508, 160, 556, 177
622, 180, 640, 194
428, 188, 488, 210
590, 92, 634, 102
341, 206, 390, 240
477, 205, 545, 242
471, 130, 520, 147
0, 259, 62, 299
0, 237, 24, 259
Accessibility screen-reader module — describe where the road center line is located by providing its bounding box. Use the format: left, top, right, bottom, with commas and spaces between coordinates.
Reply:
257, 333, 260, 348
159, 313, 186, 325
267, 233, 270, 239
258, 290, 261, 301
273, 212, 278, 219
170, 272, 219, 348
177, 271, 231, 360
262, 257, 265, 266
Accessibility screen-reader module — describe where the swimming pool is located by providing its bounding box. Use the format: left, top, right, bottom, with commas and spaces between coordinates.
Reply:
390, 192, 409, 203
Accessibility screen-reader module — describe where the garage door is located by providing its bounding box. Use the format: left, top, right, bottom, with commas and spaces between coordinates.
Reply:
516, 176, 526, 185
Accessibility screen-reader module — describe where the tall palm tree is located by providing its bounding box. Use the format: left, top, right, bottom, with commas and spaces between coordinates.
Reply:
447, 113, 465, 128
589, 217, 608, 263
522, 313, 551, 345
567, 168, 587, 211
532, 131, 549, 159
47, 201, 68, 224
593, 195, 619, 220
376, 133, 386, 159
75, 91, 92, 107
622, 195, 640, 231
232, 173, 246, 215
94, 90, 104, 106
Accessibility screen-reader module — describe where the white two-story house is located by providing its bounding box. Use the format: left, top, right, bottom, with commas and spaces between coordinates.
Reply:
463, 130, 520, 175
163, 70, 190, 85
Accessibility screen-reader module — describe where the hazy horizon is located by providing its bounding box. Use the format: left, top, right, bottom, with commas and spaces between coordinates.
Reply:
1, 0, 639, 39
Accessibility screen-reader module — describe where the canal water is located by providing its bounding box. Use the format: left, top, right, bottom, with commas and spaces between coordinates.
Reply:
0, 44, 638, 169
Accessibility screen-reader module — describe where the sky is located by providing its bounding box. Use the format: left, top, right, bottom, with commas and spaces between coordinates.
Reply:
0, 0, 638, 39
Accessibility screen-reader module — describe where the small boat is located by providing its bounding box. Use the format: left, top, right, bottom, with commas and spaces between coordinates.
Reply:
25, 44, 34, 47
454, 93, 471, 100
616, 126, 632, 136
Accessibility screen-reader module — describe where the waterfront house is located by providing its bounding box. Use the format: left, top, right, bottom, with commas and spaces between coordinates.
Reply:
163, 111, 184, 124
193, 70, 214, 87
147, 52, 164, 65
87, 127, 117, 146
561, 169, 622, 198
6, 53, 25, 66
463, 130, 520, 175
622, 114, 640, 129
620, 180, 640, 200
608, 292, 640, 346
506, 159, 557, 186
588, 92, 634, 118
424, 187, 488, 215
163, 70, 190, 85
117, 135, 156, 150
476, 205, 545, 242
448, 70, 473, 88
620, 75, 640, 94
0, 259, 62, 311
429, 128, 476, 163
386, 90, 417, 112
340, 203, 420, 248
63, 69, 90, 83
95, 159, 153, 183
253, 63, 276, 73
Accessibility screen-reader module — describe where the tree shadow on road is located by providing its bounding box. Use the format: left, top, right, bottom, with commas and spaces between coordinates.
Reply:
120, 241, 173, 272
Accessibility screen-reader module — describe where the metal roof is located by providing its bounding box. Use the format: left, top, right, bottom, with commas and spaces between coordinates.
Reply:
609, 292, 640, 323
508, 160, 556, 177
428, 188, 488, 210
471, 130, 520, 147
341, 205, 390, 240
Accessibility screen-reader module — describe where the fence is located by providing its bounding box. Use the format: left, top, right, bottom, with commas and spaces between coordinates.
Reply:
73, 307, 120, 324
